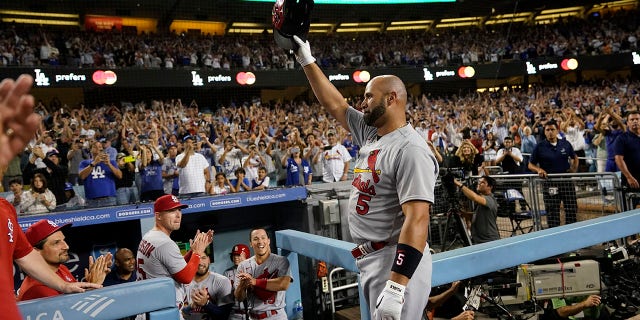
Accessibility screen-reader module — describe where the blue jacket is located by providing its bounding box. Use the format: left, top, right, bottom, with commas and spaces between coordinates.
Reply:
285, 158, 312, 186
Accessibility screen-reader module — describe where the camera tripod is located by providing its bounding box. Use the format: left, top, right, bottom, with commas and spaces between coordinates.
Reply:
439, 199, 473, 252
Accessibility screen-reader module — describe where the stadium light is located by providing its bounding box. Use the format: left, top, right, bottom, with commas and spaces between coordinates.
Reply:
243, 0, 455, 3
1, 18, 79, 26
0, 10, 78, 18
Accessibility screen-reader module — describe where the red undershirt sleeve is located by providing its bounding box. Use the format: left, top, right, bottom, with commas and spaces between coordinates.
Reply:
183, 250, 193, 262
172, 252, 200, 284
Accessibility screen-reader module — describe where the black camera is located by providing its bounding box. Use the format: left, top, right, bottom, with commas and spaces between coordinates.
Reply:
441, 170, 458, 195
441, 168, 465, 208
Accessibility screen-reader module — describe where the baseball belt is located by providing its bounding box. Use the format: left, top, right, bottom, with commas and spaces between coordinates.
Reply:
351, 241, 388, 259
249, 309, 278, 319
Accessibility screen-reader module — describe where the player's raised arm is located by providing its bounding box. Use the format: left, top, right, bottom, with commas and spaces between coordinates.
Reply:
293, 36, 350, 132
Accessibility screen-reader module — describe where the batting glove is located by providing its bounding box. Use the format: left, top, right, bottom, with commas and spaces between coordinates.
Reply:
373, 280, 405, 320
293, 35, 316, 67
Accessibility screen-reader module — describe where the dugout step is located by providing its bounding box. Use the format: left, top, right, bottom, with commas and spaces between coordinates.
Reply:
334, 306, 361, 320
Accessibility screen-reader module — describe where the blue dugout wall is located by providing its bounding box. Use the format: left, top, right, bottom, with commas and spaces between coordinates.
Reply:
18, 209, 640, 319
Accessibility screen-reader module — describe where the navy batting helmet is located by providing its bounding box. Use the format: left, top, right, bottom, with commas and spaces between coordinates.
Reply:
272, 0, 314, 51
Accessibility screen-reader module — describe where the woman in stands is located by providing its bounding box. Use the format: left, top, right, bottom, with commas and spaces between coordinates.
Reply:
20, 173, 57, 214
449, 140, 486, 178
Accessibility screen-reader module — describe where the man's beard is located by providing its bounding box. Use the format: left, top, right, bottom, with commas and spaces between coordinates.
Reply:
197, 266, 209, 276
364, 102, 386, 126
58, 252, 70, 264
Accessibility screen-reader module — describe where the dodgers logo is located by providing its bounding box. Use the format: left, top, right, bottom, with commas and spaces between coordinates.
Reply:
34, 69, 50, 86
191, 71, 203, 86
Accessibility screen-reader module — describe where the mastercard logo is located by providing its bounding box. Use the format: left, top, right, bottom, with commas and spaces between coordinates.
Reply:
353, 70, 371, 83
457, 66, 475, 78
236, 72, 256, 85
92, 70, 117, 85
560, 58, 578, 70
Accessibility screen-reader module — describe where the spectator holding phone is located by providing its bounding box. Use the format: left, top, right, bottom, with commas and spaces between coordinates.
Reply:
115, 152, 138, 205
138, 144, 166, 202
78, 140, 122, 207
283, 146, 312, 186
162, 143, 180, 196
67, 137, 88, 186
177, 135, 211, 197
216, 136, 245, 185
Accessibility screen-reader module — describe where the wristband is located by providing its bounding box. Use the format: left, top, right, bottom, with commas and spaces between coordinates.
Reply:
384, 279, 406, 296
255, 278, 267, 289
391, 243, 423, 279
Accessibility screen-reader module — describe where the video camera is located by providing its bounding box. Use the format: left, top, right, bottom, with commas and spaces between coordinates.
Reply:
440, 168, 465, 210
441, 168, 463, 196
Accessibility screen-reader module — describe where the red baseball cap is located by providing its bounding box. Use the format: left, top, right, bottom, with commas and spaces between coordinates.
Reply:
230, 244, 250, 257
25, 220, 72, 246
154, 194, 188, 212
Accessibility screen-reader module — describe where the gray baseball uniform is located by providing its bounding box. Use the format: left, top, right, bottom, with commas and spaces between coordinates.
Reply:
183, 272, 234, 320
346, 106, 438, 318
137, 229, 189, 309
234, 254, 292, 320
224, 266, 248, 320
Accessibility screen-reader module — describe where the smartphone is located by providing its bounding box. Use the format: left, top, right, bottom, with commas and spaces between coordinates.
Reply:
123, 155, 136, 163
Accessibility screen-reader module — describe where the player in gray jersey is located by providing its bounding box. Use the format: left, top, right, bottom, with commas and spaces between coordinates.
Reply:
137, 194, 213, 315
224, 244, 251, 320
182, 254, 234, 320
234, 228, 292, 320
294, 36, 438, 319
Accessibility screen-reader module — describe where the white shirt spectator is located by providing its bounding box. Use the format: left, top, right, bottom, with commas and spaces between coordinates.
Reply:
216, 148, 243, 180
322, 144, 352, 183
241, 154, 263, 182
212, 55, 221, 69
176, 152, 209, 195
565, 125, 585, 151
203, 53, 213, 68
164, 56, 174, 69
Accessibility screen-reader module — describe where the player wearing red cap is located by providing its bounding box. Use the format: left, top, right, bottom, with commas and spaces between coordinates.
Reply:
16, 219, 112, 301
224, 243, 251, 320
136, 194, 213, 314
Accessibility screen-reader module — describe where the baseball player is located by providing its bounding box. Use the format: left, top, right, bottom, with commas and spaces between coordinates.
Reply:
234, 228, 292, 320
182, 254, 234, 320
294, 36, 438, 319
137, 194, 213, 314
224, 243, 251, 320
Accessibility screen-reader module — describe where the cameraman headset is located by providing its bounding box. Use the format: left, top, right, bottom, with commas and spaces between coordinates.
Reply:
443, 174, 500, 244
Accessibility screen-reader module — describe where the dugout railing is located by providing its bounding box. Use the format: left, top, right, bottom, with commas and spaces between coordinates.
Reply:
461, 172, 623, 237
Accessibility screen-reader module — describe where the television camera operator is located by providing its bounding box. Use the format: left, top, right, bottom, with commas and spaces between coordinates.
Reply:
442, 172, 500, 244
540, 295, 604, 320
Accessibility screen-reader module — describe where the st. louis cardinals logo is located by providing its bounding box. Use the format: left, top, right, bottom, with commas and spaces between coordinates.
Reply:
352, 149, 381, 215
254, 268, 279, 304
7, 218, 14, 243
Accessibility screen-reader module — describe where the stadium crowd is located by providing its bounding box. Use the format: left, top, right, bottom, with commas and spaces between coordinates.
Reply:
1, 75, 639, 214
0, 7, 638, 69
